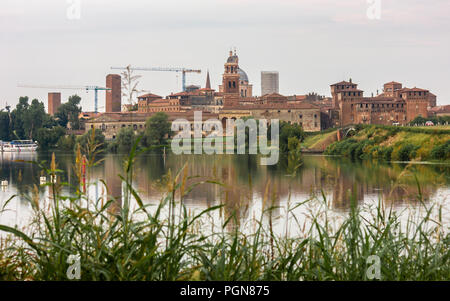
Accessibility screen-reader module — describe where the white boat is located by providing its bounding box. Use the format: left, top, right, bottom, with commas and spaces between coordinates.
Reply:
0, 140, 38, 152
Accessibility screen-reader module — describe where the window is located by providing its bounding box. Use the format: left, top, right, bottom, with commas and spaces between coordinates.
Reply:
299, 114, 303, 119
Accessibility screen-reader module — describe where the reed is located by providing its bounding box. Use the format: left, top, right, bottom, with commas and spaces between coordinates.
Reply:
0, 138, 448, 281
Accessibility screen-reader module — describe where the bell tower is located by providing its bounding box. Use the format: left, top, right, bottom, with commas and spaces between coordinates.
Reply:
222, 50, 240, 107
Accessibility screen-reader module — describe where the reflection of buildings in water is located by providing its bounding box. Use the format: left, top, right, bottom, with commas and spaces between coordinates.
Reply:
380, 184, 433, 207
110, 154, 442, 220
103, 156, 123, 214
0, 152, 39, 196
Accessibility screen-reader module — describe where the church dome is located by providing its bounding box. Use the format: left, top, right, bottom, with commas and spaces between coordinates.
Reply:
227, 55, 239, 63
238, 68, 249, 83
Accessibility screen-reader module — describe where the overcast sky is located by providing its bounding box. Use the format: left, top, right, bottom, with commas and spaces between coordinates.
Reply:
1, 0, 450, 111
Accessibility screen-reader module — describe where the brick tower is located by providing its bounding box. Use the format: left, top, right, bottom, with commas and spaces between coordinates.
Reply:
222, 50, 240, 107
106, 74, 121, 112
330, 79, 364, 126
399, 88, 429, 123
48, 92, 61, 116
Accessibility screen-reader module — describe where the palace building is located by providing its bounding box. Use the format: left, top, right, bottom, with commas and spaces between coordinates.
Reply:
330, 80, 433, 126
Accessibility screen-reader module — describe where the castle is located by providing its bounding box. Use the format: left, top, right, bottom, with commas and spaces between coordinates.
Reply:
330, 80, 434, 127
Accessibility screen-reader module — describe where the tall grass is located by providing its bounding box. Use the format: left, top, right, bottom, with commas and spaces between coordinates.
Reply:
0, 136, 448, 281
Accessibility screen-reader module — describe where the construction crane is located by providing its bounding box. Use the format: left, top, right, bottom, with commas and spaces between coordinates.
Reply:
110, 66, 201, 92
17, 84, 111, 113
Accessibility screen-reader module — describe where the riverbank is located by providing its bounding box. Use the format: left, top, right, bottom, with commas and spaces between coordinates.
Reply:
300, 129, 339, 153
323, 125, 450, 162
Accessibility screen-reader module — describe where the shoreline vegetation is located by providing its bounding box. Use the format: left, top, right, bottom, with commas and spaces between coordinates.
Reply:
324, 124, 450, 162
301, 124, 450, 162
0, 137, 449, 281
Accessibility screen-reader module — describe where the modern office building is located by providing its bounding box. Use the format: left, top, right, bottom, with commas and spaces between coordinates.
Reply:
261, 71, 279, 96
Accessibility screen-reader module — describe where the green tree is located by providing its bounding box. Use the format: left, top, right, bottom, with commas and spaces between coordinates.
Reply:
11, 96, 30, 139
114, 127, 136, 153
23, 99, 46, 139
35, 126, 66, 150
279, 122, 305, 153
76, 129, 106, 152
142, 112, 172, 147
287, 136, 300, 152
57, 134, 76, 152
0, 111, 11, 141
55, 95, 82, 129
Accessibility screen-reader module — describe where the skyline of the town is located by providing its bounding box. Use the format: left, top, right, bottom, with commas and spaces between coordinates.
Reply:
2, 0, 450, 111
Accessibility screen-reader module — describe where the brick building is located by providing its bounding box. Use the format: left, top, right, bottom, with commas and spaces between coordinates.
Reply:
218, 51, 321, 131
48, 92, 61, 116
331, 80, 431, 126
85, 111, 219, 140
106, 74, 121, 113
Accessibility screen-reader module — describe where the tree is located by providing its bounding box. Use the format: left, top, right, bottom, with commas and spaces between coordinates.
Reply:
57, 134, 76, 151
279, 122, 305, 153
11, 96, 30, 139
109, 127, 136, 153
0, 111, 11, 141
35, 126, 66, 150
23, 98, 46, 139
76, 129, 106, 152
55, 95, 82, 129
142, 112, 172, 147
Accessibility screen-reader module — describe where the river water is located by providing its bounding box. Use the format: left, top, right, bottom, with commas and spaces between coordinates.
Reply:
0, 152, 449, 236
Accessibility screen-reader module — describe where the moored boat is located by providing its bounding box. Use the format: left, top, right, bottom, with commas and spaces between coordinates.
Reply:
0, 140, 38, 152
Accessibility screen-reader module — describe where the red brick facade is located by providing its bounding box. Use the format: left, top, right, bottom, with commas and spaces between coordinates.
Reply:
48, 92, 61, 116
222, 51, 240, 107
331, 80, 431, 126
106, 74, 121, 113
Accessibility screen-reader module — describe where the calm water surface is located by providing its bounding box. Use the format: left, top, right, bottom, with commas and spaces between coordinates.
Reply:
1, 152, 449, 235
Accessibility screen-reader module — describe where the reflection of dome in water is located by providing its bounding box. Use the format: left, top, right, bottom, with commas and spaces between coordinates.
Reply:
238, 68, 249, 83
